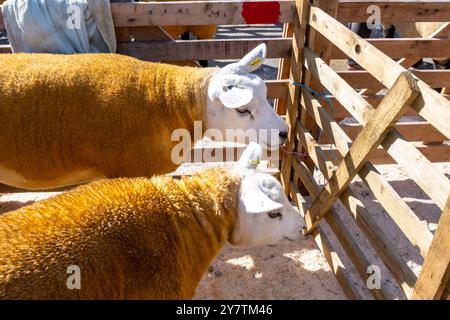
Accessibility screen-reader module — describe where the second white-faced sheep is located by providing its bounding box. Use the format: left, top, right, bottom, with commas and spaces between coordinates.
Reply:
0, 143, 304, 299
0, 44, 288, 190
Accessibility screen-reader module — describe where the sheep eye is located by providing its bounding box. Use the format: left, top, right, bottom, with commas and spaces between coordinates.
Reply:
268, 211, 282, 219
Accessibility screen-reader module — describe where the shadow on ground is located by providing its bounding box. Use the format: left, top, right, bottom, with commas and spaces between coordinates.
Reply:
195, 239, 346, 300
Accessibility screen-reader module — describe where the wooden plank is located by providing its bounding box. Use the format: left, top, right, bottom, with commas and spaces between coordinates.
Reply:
110, 1, 296, 27
115, 26, 174, 42
329, 94, 450, 122
307, 222, 363, 300
338, 70, 450, 91
331, 38, 450, 60
337, 181, 417, 297
309, 5, 450, 142
300, 47, 374, 124
411, 197, 450, 300
337, 1, 450, 23
303, 35, 450, 211
115, 25, 203, 64
293, 158, 392, 299
296, 121, 337, 179
117, 38, 292, 61
329, 95, 420, 120
3, 1, 450, 29
296, 117, 417, 294
304, 72, 420, 234
322, 143, 450, 165
274, 23, 294, 115
297, 0, 339, 196
321, 122, 448, 144
280, 0, 309, 195
0, 37, 292, 61
300, 88, 434, 258
290, 183, 363, 299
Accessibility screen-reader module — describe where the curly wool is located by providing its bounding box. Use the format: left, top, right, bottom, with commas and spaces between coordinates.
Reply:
0, 168, 241, 299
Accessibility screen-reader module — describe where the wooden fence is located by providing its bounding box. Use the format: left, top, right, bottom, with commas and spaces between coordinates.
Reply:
281, 0, 450, 300
0, 0, 449, 299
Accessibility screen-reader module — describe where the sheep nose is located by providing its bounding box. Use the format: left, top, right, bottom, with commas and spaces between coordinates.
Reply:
279, 131, 288, 140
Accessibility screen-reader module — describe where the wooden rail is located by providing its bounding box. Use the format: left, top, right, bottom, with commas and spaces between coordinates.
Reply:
337, 0, 450, 23
111, 1, 297, 26
1, 1, 450, 30
332, 38, 450, 60
303, 72, 421, 233
320, 122, 448, 144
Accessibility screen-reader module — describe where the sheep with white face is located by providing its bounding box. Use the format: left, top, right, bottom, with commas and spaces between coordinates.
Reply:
231, 142, 304, 247
0, 44, 288, 190
207, 44, 289, 149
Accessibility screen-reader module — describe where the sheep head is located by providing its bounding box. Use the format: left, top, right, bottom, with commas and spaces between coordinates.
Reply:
229, 143, 305, 247
206, 44, 289, 150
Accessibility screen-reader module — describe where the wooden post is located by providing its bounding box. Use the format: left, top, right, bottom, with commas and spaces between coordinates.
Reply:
280, 0, 310, 195
411, 196, 450, 300
296, 0, 339, 195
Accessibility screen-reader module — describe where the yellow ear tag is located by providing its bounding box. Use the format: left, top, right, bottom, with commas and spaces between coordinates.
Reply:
248, 159, 260, 165
249, 57, 262, 67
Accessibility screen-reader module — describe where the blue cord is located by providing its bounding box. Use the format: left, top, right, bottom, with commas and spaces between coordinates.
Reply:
292, 82, 335, 117
292, 81, 337, 161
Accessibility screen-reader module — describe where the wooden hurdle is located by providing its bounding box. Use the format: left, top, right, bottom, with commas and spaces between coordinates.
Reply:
0, 0, 449, 299
281, 0, 450, 300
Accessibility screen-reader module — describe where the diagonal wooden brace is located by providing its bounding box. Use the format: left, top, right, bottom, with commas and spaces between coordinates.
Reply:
303, 71, 420, 234
411, 196, 450, 300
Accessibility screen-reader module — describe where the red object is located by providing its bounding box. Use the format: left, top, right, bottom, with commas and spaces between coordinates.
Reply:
242, 1, 281, 24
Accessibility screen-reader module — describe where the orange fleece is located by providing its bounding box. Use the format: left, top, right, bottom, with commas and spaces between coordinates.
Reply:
0, 53, 214, 189
0, 168, 240, 299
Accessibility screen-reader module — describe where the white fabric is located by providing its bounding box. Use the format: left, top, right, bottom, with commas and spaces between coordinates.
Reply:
2, 0, 116, 53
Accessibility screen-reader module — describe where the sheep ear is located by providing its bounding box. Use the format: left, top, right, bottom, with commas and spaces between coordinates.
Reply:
241, 188, 284, 215
219, 85, 254, 109
221, 43, 266, 74
237, 43, 267, 73
235, 142, 263, 174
